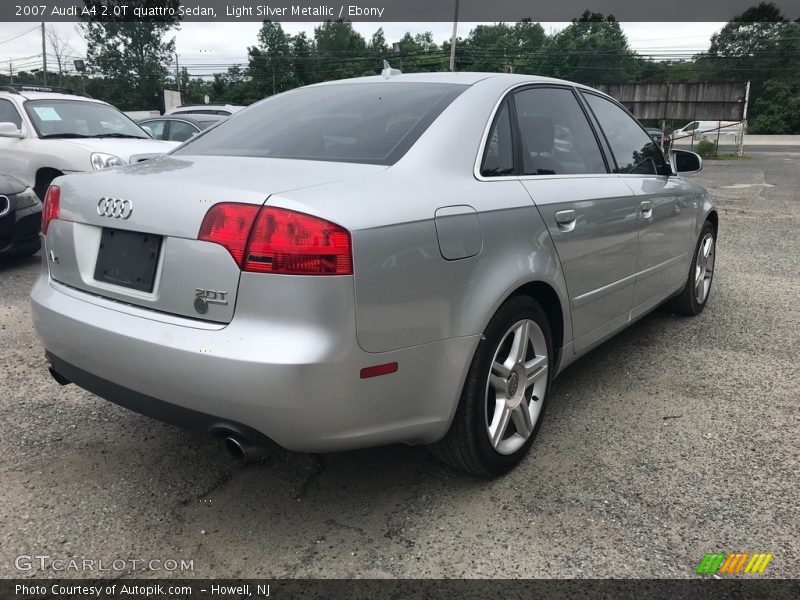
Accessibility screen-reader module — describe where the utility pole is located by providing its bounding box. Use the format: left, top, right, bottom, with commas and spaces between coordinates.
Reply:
738, 81, 750, 157
41, 22, 47, 86
175, 52, 180, 93
449, 0, 459, 72
9, 62, 13, 84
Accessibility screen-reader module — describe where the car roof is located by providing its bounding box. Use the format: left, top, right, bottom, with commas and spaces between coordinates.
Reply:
141, 114, 223, 124
0, 89, 101, 103
169, 104, 241, 111
310, 71, 596, 89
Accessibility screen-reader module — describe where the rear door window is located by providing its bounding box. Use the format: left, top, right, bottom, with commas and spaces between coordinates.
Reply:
143, 119, 167, 140
582, 93, 669, 176
169, 120, 199, 142
513, 87, 607, 176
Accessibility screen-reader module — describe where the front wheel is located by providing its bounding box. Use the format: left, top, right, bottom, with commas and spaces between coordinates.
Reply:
667, 221, 716, 316
430, 295, 553, 477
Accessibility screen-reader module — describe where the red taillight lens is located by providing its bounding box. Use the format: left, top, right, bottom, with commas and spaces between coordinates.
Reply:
198, 204, 353, 276
245, 207, 352, 275
41, 185, 60, 235
198, 203, 260, 266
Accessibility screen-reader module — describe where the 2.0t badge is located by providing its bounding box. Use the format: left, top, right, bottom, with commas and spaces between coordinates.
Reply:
194, 289, 229, 314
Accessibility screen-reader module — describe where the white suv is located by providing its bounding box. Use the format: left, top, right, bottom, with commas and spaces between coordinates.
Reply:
0, 85, 177, 199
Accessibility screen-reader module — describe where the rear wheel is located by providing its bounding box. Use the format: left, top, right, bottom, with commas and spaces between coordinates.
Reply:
667, 221, 716, 316
430, 295, 552, 477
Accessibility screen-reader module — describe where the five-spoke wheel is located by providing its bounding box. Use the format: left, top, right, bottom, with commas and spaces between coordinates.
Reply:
486, 319, 548, 455
430, 295, 553, 477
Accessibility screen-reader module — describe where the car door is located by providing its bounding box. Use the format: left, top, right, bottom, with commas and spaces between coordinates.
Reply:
142, 119, 168, 140
513, 86, 639, 353
168, 120, 200, 142
582, 92, 695, 319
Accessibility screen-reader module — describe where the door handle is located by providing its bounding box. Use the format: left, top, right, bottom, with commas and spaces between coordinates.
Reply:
555, 209, 576, 232
640, 200, 653, 219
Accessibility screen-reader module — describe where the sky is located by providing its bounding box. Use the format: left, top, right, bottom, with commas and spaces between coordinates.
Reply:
0, 21, 725, 77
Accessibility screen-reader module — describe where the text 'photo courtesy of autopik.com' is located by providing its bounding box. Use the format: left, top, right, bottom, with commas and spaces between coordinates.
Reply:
0, 0, 799, 598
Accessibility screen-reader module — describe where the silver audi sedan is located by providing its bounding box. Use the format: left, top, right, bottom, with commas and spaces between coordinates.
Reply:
31, 73, 716, 476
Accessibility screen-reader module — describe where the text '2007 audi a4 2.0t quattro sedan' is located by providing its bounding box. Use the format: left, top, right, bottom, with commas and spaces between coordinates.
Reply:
31, 72, 717, 476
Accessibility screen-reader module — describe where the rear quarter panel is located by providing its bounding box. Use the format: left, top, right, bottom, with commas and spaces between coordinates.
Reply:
263, 78, 572, 355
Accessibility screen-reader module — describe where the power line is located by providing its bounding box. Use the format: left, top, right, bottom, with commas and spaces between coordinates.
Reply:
0, 25, 40, 46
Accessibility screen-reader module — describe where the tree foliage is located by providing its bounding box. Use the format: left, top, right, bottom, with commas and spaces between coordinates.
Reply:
80, 1, 181, 110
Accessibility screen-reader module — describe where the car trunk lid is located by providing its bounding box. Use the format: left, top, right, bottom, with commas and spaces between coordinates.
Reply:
46, 155, 383, 323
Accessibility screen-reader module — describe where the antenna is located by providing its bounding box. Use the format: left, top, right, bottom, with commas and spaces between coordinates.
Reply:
381, 60, 402, 78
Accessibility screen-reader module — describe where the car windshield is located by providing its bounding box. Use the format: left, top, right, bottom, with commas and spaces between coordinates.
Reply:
175, 82, 467, 165
25, 99, 149, 139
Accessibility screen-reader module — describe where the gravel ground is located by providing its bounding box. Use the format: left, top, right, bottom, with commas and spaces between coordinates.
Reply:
1, 153, 798, 579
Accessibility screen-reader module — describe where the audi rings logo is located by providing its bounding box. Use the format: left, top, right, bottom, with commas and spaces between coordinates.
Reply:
97, 197, 133, 219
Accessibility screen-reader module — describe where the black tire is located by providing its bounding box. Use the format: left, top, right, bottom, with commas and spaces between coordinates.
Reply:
667, 221, 716, 316
430, 295, 553, 477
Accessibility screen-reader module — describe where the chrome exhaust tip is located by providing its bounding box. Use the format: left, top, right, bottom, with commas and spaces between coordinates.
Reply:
223, 436, 264, 461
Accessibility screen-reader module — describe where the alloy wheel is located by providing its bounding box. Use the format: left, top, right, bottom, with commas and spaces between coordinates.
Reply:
694, 232, 715, 304
485, 319, 549, 455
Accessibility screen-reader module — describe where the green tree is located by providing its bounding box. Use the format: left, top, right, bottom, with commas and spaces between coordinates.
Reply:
367, 28, 390, 73
701, 2, 790, 81
81, 0, 180, 110
395, 32, 446, 72
248, 21, 294, 97
749, 79, 800, 133
458, 21, 546, 73
291, 32, 315, 86
696, 2, 800, 133
538, 12, 642, 84
313, 21, 369, 80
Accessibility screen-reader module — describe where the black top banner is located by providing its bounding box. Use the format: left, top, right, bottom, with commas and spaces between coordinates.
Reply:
3, 0, 800, 22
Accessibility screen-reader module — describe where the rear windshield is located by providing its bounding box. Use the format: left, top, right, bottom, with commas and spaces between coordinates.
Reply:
175, 82, 467, 165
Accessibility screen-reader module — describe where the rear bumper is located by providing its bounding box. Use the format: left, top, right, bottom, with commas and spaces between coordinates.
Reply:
47, 352, 277, 447
31, 272, 477, 452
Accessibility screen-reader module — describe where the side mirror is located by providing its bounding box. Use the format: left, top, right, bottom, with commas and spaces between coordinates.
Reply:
141, 125, 154, 137
670, 149, 702, 174
0, 122, 23, 138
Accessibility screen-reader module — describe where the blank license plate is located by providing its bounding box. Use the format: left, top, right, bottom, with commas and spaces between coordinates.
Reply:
94, 228, 162, 292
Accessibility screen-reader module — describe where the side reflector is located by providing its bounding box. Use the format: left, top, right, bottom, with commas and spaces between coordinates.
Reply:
360, 362, 398, 379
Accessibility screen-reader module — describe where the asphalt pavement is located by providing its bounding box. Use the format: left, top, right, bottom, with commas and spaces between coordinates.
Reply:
1, 153, 798, 579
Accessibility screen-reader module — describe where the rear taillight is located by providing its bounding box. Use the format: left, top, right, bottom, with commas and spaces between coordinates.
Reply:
198, 203, 353, 276
198, 203, 260, 265
41, 185, 60, 235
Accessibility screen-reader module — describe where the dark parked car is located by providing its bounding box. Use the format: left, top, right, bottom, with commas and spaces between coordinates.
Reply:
138, 114, 224, 143
0, 174, 41, 257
